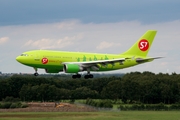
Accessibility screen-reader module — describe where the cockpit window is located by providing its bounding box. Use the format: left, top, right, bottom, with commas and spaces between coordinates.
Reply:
21, 54, 28, 56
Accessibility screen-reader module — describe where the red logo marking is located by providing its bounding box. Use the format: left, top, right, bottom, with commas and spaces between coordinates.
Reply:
42, 58, 48, 64
138, 39, 149, 51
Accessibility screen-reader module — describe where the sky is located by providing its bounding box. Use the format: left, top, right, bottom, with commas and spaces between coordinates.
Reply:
0, 0, 180, 74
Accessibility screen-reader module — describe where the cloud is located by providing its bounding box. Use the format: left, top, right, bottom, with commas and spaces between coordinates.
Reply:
57, 20, 80, 30
1, 20, 180, 74
24, 34, 83, 49
96, 41, 121, 50
24, 39, 53, 49
0, 37, 9, 45
160, 62, 168, 66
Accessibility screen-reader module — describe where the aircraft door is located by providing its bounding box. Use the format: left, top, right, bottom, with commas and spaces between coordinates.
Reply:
34, 52, 40, 61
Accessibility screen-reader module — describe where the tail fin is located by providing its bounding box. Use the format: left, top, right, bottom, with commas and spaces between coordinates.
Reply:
122, 30, 157, 57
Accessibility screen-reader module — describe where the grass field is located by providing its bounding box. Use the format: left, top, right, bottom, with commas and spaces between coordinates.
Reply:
0, 111, 180, 120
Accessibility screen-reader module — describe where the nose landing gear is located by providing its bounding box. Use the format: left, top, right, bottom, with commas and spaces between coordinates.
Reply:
34, 72, 39, 76
33, 68, 39, 76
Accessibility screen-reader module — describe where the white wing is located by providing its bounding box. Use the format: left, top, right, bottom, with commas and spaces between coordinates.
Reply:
62, 58, 126, 71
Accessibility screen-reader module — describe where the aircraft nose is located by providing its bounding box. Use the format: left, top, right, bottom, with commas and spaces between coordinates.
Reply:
16, 56, 22, 63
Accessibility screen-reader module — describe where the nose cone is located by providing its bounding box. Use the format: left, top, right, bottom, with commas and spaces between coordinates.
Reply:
16, 56, 20, 62
16, 52, 32, 65
16, 56, 23, 63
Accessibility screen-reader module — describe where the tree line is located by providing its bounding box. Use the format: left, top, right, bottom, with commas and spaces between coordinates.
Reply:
0, 71, 180, 104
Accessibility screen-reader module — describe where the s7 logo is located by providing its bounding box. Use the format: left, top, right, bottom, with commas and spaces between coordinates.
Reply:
138, 39, 149, 51
42, 58, 48, 64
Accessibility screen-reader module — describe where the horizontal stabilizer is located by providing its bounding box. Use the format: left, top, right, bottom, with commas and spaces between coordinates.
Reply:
136, 57, 163, 63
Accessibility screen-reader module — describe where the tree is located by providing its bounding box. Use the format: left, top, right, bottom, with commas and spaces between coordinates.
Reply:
101, 80, 122, 100
71, 87, 98, 99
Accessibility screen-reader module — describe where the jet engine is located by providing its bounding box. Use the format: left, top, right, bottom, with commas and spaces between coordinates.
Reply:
63, 64, 83, 73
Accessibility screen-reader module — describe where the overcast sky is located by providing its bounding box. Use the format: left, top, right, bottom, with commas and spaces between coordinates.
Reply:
0, 0, 180, 74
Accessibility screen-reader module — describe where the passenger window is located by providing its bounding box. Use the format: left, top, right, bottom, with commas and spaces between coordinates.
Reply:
21, 54, 28, 56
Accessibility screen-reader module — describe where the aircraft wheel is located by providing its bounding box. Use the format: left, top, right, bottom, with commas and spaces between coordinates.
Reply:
77, 74, 81, 78
89, 74, 93, 78
34, 73, 39, 76
72, 74, 81, 79
72, 75, 77, 79
84, 74, 94, 79
84, 75, 89, 79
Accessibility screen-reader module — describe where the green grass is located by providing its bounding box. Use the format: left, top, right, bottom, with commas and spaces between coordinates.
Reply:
0, 111, 180, 120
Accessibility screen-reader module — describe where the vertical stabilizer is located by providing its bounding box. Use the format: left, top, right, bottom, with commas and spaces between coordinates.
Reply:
121, 30, 157, 57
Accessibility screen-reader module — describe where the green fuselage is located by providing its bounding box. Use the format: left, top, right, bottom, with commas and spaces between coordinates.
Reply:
16, 50, 140, 73
16, 30, 159, 76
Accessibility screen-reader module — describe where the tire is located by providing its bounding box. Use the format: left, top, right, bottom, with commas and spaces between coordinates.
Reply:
77, 74, 81, 78
89, 74, 93, 78
72, 75, 77, 79
84, 75, 89, 79
34, 73, 39, 76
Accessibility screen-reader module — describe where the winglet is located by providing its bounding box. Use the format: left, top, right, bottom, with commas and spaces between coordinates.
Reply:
122, 30, 157, 57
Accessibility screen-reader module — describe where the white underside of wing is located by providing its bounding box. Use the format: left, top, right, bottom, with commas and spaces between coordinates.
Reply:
62, 58, 126, 65
62, 57, 163, 71
136, 57, 163, 63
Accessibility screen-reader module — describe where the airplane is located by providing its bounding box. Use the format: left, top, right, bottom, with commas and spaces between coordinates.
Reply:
16, 30, 162, 79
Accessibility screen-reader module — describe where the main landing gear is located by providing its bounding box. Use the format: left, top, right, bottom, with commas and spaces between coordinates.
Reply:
84, 70, 94, 79
72, 70, 94, 79
72, 74, 94, 79
72, 74, 81, 79
84, 74, 93, 79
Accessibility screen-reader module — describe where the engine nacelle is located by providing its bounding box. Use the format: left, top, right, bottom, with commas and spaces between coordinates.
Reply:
63, 64, 83, 73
